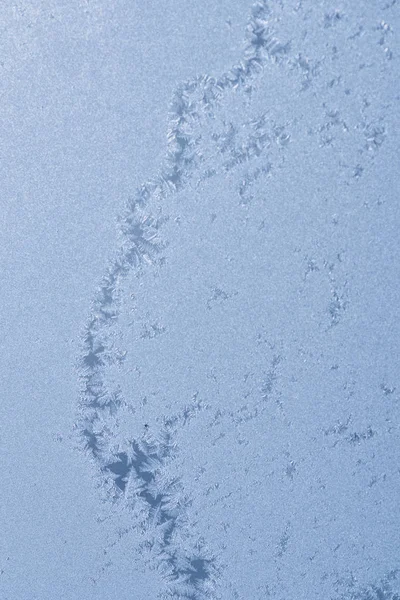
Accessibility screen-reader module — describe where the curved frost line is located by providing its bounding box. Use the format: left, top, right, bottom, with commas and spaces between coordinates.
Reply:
76, 2, 288, 598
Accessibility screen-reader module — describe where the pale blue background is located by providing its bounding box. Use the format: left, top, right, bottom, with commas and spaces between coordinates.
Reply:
0, 2, 399, 599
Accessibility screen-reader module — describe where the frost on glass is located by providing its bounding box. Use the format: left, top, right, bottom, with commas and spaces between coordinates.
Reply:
75, 1, 400, 599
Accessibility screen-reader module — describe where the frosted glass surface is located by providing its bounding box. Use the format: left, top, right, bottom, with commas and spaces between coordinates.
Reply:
0, 2, 399, 599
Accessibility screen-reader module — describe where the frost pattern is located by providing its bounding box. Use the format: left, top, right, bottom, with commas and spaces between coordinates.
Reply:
76, 4, 289, 597
75, 1, 399, 598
